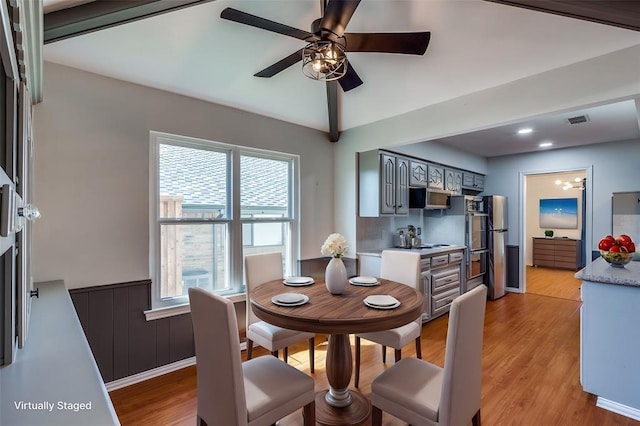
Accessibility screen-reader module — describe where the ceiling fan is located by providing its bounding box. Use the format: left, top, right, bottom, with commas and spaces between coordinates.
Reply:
220, 0, 431, 142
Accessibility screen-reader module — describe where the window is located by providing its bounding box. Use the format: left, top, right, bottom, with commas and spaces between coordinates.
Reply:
150, 132, 299, 309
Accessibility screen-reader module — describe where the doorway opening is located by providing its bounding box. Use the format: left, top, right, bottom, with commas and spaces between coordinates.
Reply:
520, 167, 592, 301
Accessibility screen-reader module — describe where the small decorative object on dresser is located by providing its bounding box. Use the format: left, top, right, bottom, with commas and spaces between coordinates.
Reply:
544, 229, 554, 237
321, 233, 349, 294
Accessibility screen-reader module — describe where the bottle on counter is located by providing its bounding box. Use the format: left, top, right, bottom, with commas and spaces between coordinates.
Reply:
398, 230, 406, 248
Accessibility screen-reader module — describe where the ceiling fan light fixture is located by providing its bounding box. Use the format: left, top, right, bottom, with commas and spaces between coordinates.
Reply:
302, 38, 347, 82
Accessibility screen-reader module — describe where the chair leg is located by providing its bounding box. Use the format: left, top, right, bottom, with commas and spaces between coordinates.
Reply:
372, 405, 383, 426
381, 345, 387, 362
303, 400, 315, 426
247, 339, 253, 360
355, 336, 361, 388
415, 336, 422, 359
395, 348, 402, 362
308, 337, 315, 373
283, 346, 288, 363
472, 409, 481, 426
197, 416, 208, 426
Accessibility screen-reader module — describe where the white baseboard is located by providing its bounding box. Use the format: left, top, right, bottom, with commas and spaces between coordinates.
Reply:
106, 342, 247, 392
597, 397, 640, 421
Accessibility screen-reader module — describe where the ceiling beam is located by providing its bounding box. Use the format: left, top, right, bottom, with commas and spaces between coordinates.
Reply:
326, 81, 339, 142
44, 0, 214, 44
485, 1, 640, 32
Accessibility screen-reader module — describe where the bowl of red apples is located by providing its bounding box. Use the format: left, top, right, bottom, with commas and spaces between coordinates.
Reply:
598, 234, 636, 267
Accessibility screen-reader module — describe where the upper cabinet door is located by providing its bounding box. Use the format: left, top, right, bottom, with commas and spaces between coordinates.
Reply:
396, 157, 409, 215
380, 153, 396, 215
427, 164, 444, 190
409, 160, 428, 187
445, 169, 462, 195
462, 172, 475, 188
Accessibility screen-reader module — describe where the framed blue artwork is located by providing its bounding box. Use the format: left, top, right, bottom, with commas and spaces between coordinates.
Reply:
539, 198, 578, 229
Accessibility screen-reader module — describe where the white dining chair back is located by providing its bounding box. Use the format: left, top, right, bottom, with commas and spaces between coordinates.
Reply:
244, 252, 315, 371
370, 284, 488, 426
380, 249, 422, 289
189, 287, 315, 426
245, 251, 283, 327
355, 250, 423, 388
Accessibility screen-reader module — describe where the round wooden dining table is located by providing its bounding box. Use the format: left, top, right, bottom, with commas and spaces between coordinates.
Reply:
250, 277, 424, 426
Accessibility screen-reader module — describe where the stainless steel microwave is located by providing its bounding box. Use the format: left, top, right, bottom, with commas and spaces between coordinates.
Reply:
409, 188, 450, 209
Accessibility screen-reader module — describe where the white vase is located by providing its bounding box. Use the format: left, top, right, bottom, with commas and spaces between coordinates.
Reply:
325, 257, 348, 295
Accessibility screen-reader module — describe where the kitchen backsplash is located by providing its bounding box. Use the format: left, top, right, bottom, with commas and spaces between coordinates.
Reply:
357, 209, 468, 252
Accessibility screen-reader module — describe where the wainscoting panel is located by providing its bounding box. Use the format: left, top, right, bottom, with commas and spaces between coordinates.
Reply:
299, 257, 357, 279
113, 286, 130, 381
69, 280, 195, 383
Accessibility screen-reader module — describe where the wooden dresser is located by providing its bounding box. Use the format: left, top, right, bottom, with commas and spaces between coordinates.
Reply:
532, 237, 582, 270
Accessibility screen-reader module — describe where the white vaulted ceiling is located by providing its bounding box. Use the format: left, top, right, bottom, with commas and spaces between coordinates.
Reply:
42, 0, 640, 155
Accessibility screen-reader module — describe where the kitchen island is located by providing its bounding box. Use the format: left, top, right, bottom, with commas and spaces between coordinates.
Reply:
575, 258, 640, 421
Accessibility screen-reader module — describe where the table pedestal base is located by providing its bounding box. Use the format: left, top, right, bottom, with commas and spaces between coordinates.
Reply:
315, 390, 371, 426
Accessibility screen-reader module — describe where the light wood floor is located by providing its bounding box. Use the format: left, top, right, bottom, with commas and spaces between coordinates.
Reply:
110, 286, 638, 425
525, 265, 582, 301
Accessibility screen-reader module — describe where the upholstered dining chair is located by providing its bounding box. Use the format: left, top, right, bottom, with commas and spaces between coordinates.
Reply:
370, 284, 488, 426
354, 250, 423, 388
189, 287, 316, 426
245, 252, 315, 372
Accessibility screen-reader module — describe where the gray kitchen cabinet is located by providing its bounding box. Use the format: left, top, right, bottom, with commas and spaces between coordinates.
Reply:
445, 169, 463, 195
409, 160, 428, 187
358, 150, 409, 217
427, 164, 445, 190
462, 172, 485, 191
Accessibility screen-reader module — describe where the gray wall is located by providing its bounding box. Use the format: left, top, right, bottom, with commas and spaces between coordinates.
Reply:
487, 138, 640, 252
32, 62, 335, 289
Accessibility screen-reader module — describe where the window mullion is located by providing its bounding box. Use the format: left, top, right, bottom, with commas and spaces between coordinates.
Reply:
230, 148, 243, 291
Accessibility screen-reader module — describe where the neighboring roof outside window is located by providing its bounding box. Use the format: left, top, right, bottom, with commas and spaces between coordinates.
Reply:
159, 144, 288, 209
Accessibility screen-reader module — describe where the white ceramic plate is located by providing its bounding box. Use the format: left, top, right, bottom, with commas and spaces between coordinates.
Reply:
283, 276, 315, 286
364, 300, 401, 310
272, 293, 309, 307
349, 276, 379, 286
363, 295, 400, 307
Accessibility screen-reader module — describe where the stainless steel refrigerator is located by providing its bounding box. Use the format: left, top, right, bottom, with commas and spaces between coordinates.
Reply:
484, 195, 508, 300
612, 192, 640, 261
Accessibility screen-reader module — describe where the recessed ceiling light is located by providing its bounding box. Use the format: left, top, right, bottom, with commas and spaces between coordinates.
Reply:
539, 142, 553, 148
517, 128, 533, 135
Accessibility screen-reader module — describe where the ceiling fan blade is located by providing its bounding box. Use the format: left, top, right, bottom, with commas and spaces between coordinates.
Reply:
220, 8, 314, 41
326, 81, 339, 142
338, 61, 363, 92
320, 0, 362, 37
345, 32, 431, 55
254, 49, 304, 78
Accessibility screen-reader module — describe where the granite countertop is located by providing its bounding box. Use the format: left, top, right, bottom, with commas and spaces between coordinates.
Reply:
358, 245, 466, 257
575, 257, 640, 287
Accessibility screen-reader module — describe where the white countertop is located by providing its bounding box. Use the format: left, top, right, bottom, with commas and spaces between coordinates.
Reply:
575, 257, 640, 287
0, 281, 120, 425
358, 245, 466, 257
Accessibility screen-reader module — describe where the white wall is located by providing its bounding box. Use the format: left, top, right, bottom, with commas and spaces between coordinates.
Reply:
335, 45, 640, 254
525, 171, 586, 265
32, 62, 334, 289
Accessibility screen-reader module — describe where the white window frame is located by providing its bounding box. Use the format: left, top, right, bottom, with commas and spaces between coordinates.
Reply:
148, 131, 300, 315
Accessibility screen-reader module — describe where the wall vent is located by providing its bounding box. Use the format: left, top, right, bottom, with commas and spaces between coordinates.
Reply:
567, 114, 589, 124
